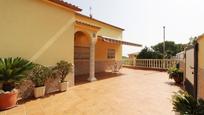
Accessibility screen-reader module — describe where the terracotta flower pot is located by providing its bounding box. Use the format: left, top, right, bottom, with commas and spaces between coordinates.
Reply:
34, 86, 45, 98
0, 90, 18, 110
60, 81, 69, 92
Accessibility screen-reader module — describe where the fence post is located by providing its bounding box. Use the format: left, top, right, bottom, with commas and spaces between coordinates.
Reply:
133, 58, 136, 67
162, 59, 165, 69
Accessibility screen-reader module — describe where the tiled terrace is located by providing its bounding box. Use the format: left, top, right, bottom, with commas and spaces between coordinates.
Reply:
0, 68, 180, 115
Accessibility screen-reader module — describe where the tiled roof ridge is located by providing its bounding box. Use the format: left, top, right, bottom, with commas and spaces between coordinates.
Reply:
48, 0, 82, 11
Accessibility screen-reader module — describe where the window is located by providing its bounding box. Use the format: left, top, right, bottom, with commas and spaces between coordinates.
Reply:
107, 49, 115, 59
74, 46, 90, 59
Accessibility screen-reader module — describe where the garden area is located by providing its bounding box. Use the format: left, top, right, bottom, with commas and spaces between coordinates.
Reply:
0, 57, 73, 110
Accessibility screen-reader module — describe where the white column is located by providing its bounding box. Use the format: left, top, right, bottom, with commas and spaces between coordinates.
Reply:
88, 33, 97, 82
133, 58, 136, 67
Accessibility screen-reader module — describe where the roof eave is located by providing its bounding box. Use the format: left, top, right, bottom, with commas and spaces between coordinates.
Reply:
197, 33, 204, 42
76, 13, 125, 31
48, 0, 82, 12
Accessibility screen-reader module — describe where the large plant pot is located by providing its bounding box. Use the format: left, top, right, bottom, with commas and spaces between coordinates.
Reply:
34, 86, 45, 98
0, 90, 18, 110
173, 73, 183, 84
60, 81, 69, 92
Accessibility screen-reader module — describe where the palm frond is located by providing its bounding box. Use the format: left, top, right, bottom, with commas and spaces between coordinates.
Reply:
0, 57, 34, 91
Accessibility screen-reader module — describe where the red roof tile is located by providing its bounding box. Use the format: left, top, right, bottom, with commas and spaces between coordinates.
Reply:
48, 0, 82, 11
75, 21, 101, 29
76, 13, 125, 31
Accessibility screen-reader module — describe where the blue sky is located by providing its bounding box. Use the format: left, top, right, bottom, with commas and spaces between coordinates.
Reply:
65, 0, 204, 56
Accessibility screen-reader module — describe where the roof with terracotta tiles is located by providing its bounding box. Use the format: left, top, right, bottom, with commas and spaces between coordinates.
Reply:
48, 0, 82, 11
76, 13, 125, 31
75, 21, 101, 30
47, 0, 124, 31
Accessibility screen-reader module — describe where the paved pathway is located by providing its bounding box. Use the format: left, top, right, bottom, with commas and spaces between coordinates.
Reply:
0, 68, 180, 115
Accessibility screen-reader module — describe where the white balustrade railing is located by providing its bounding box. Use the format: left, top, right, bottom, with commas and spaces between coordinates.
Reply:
122, 59, 182, 70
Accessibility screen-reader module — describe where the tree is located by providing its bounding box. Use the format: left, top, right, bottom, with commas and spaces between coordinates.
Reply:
151, 41, 185, 59
137, 47, 162, 59
188, 37, 197, 46
137, 41, 186, 59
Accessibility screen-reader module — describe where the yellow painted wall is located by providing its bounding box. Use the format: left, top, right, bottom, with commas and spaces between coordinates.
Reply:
0, 0, 75, 66
95, 40, 122, 60
75, 14, 123, 60
0, 0, 123, 83
198, 36, 204, 69
0, 0, 76, 85
74, 33, 122, 60
75, 14, 123, 40
197, 35, 204, 99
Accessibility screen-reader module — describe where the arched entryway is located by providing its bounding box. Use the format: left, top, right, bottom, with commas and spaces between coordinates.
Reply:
74, 31, 94, 84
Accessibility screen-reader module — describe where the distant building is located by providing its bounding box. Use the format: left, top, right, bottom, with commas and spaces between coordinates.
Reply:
128, 52, 139, 59
176, 51, 185, 59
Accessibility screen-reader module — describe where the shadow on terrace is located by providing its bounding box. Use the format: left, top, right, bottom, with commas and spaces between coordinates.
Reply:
75, 72, 125, 85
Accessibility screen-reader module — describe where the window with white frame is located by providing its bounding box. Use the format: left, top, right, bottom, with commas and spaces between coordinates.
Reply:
107, 49, 115, 59
74, 46, 90, 59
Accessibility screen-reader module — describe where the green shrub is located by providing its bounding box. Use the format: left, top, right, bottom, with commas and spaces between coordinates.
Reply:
29, 65, 51, 87
168, 67, 182, 79
52, 61, 72, 82
172, 90, 204, 115
0, 57, 34, 91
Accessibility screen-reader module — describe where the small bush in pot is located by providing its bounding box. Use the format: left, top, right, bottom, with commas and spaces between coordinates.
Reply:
172, 90, 204, 115
52, 61, 73, 92
168, 67, 183, 84
0, 57, 34, 110
29, 65, 51, 98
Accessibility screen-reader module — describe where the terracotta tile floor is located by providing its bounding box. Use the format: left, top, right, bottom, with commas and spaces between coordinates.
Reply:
0, 68, 180, 115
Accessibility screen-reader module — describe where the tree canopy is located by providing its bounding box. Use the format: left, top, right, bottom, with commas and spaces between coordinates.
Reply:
137, 47, 162, 59
137, 41, 185, 59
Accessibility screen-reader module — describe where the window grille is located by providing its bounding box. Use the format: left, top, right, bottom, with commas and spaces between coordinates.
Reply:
107, 49, 115, 59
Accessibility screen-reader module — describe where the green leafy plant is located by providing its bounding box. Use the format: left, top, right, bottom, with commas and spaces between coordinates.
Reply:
172, 90, 204, 115
168, 67, 182, 79
0, 57, 34, 91
52, 61, 73, 83
29, 65, 51, 87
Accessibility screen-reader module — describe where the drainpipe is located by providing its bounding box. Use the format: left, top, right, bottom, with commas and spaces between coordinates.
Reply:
194, 42, 199, 99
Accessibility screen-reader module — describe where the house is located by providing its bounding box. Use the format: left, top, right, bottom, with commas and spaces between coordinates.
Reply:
0, 0, 141, 86
176, 51, 185, 60
128, 52, 139, 59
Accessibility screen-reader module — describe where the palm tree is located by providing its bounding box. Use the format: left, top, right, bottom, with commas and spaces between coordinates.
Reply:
0, 57, 34, 91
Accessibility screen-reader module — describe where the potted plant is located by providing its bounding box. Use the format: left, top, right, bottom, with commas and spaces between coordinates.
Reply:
29, 65, 51, 98
172, 90, 204, 115
168, 67, 183, 84
0, 57, 34, 110
53, 61, 72, 92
